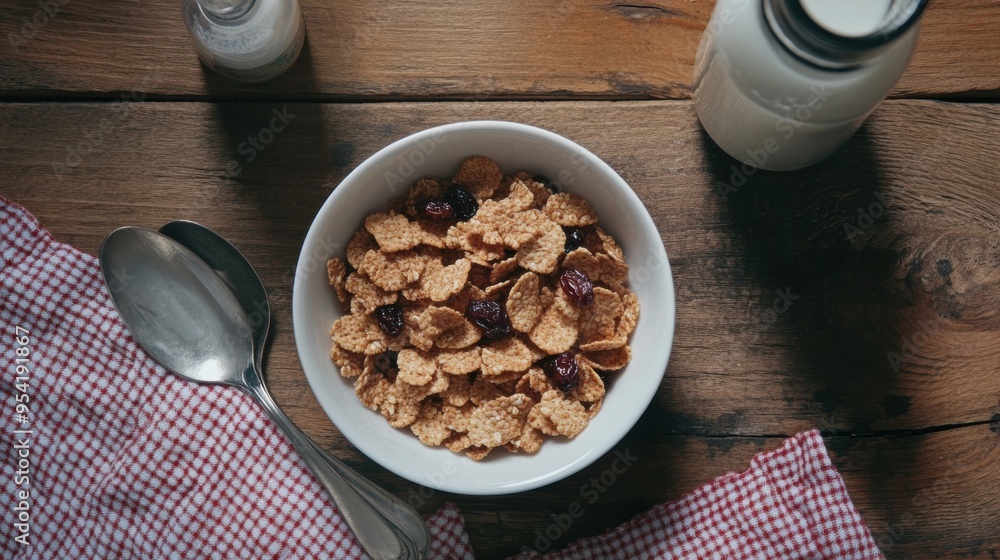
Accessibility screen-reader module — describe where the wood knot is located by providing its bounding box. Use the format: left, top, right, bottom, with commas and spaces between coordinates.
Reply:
901, 229, 1000, 323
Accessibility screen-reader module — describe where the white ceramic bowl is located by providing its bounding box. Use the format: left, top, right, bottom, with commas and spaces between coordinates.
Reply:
292, 121, 674, 495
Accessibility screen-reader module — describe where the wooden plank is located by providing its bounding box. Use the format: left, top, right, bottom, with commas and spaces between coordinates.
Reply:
2, 99, 998, 440
0, 0, 997, 100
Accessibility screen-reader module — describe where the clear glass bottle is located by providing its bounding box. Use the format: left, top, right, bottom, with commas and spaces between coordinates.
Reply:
181, 0, 306, 83
693, 0, 928, 171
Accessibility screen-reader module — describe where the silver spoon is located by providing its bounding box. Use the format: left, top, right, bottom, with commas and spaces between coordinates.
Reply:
157, 220, 430, 556
99, 227, 422, 560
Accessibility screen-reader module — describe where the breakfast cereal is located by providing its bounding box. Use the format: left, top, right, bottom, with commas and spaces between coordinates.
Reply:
327, 156, 639, 460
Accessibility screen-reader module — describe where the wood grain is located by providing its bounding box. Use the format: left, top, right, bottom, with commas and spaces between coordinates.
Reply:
2, 99, 998, 558
0, 0, 997, 100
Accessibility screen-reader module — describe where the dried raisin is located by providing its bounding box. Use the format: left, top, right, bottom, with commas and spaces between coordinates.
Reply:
542, 352, 579, 392
374, 304, 404, 337
533, 174, 558, 193
563, 227, 586, 253
466, 300, 512, 340
421, 199, 454, 221
446, 184, 479, 221
559, 269, 595, 307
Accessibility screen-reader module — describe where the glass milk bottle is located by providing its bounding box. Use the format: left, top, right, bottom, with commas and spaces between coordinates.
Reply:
181, 0, 306, 83
693, 0, 928, 171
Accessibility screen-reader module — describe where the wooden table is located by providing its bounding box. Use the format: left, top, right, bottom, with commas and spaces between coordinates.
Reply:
3, 1, 998, 558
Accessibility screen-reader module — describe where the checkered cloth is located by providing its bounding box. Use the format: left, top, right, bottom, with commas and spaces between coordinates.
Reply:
0, 197, 475, 559
1, 196, 881, 559
510, 430, 883, 560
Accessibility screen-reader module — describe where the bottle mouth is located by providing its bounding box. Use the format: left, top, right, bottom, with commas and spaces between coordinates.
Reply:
200, 0, 257, 22
763, 0, 928, 69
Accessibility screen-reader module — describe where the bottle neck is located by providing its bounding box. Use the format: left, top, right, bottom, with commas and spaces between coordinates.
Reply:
198, 0, 257, 23
763, 0, 927, 70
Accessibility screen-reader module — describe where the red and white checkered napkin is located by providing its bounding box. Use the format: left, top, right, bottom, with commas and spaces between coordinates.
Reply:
511, 429, 883, 560
1, 196, 881, 560
0, 196, 475, 559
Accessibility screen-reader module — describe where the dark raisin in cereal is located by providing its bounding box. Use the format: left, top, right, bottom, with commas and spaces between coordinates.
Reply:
532, 174, 558, 193
465, 300, 512, 340
542, 352, 579, 392
372, 350, 398, 374
559, 269, 595, 307
446, 184, 479, 221
563, 227, 586, 253
421, 199, 454, 221
374, 304, 404, 337
373, 351, 399, 381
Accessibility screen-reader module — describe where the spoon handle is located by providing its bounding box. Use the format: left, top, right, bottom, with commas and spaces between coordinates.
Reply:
305, 437, 432, 555
243, 370, 418, 560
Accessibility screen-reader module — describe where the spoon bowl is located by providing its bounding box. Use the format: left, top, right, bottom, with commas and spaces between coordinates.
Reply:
99, 227, 251, 386
158, 221, 271, 370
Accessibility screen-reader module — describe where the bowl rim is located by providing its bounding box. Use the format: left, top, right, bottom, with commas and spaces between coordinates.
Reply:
292, 120, 675, 495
